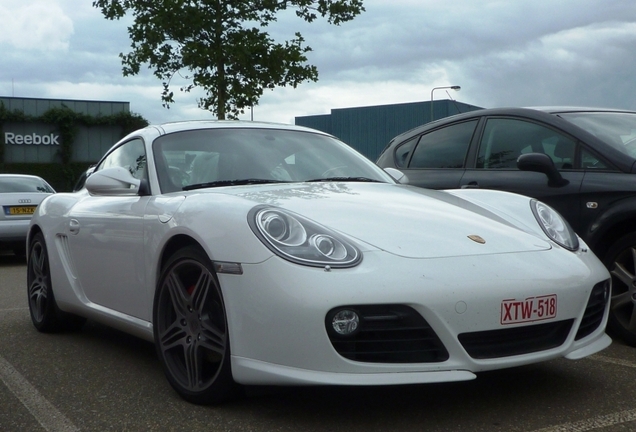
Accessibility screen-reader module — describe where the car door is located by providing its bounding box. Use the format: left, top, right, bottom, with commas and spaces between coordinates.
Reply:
459, 117, 584, 230
66, 138, 151, 320
397, 119, 479, 189
577, 146, 636, 245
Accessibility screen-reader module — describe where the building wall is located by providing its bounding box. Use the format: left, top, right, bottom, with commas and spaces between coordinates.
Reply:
295, 100, 482, 161
1, 96, 130, 163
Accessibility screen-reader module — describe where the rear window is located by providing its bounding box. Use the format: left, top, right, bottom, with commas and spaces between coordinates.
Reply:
0, 177, 55, 193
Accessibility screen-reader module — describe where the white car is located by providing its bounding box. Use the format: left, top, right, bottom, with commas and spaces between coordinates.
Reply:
28, 121, 611, 404
0, 174, 55, 257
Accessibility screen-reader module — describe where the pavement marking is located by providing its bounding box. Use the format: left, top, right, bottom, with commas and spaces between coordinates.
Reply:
530, 409, 636, 432
588, 354, 636, 369
0, 354, 79, 432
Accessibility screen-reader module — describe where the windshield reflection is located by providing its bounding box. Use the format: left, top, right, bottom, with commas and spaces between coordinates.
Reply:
153, 128, 393, 193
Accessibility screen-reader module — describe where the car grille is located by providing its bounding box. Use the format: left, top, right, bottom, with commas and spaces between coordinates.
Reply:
458, 319, 574, 359
325, 304, 449, 363
575, 280, 610, 341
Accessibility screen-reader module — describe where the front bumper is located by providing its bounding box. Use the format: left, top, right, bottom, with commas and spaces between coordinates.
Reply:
218, 247, 611, 385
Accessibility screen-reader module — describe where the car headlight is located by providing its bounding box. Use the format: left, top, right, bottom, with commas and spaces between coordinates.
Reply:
248, 206, 362, 268
530, 199, 579, 251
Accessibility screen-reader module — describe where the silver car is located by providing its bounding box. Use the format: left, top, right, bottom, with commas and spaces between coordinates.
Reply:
0, 174, 55, 256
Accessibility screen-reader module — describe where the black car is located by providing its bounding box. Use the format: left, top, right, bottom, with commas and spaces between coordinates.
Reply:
377, 107, 636, 345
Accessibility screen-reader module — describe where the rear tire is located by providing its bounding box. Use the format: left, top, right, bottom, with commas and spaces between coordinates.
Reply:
154, 246, 241, 404
603, 232, 636, 346
27, 232, 86, 332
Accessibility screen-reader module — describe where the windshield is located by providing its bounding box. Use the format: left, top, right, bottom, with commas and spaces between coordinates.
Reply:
559, 111, 636, 157
0, 176, 54, 193
153, 128, 394, 193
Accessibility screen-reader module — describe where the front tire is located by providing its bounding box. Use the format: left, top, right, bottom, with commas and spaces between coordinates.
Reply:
603, 232, 636, 346
154, 246, 240, 404
27, 232, 85, 332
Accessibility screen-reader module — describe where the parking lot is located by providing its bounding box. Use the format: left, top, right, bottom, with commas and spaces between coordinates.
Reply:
2, 253, 636, 432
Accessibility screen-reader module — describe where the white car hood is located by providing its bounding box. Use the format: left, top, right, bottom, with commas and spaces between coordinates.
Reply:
195, 182, 551, 259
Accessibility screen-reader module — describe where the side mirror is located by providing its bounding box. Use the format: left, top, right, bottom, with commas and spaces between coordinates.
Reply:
85, 167, 141, 196
517, 153, 569, 187
384, 167, 409, 184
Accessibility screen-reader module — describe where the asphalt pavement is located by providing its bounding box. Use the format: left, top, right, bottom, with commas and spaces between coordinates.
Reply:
2, 252, 636, 432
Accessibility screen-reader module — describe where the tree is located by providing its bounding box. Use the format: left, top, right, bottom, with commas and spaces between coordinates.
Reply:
93, 0, 365, 120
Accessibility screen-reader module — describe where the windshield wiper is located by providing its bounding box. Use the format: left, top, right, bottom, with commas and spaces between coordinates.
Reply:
183, 179, 288, 191
305, 177, 382, 183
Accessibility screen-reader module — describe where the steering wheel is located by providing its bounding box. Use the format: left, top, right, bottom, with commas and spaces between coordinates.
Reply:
168, 166, 188, 187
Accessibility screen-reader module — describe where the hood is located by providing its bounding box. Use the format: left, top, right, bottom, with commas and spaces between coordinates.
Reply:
197, 182, 550, 259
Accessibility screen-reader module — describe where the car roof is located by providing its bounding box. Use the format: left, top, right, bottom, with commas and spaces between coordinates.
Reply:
391, 106, 636, 142
146, 120, 333, 137
0, 173, 46, 180
528, 106, 636, 115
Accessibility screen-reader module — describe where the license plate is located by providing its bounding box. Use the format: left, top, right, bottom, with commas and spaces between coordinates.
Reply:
7, 206, 36, 215
500, 294, 557, 325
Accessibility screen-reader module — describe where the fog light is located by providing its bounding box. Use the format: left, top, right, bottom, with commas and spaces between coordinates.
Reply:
332, 309, 359, 335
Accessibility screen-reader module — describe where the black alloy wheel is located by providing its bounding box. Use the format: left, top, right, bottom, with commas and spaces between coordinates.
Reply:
27, 232, 85, 332
154, 246, 240, 404
604, 233, 636, 346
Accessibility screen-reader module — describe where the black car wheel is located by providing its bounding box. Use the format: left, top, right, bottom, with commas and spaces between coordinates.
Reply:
154, 246, 240, 404
27, 232, 85, 332
604, 233, 636, 346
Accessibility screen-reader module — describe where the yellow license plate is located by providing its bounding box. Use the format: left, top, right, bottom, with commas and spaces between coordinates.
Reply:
9, 206, 36, 215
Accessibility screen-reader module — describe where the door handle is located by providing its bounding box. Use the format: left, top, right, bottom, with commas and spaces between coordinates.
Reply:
69, 219, 80, 235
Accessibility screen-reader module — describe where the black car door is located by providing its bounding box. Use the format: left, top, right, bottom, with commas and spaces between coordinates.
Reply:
577, 146, 636, 246
459, 117, 584, 231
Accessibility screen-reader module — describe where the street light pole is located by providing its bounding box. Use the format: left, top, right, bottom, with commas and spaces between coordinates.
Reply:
430, 85, 461, 122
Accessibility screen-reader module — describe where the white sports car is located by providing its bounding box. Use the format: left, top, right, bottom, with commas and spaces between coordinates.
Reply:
28, 121, 611, 404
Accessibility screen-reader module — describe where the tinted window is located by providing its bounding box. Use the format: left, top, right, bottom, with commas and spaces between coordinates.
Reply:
394, 137, 417, 168
581, 148, 609, 169
408, 120, 477, 169
477, 118, 577, 169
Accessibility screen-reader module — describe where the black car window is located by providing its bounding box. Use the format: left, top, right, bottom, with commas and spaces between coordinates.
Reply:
408, 120, 477, 169
581, 148, 609, 169
394, 137, 417, 168
477, 118, 577, 169
97, 138, 147, 181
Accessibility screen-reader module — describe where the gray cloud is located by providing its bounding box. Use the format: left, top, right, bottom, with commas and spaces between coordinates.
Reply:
2, 0, 636, 125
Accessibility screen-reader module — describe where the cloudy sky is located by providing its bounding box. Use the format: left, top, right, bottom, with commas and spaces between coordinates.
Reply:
1, 0, 636, 125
